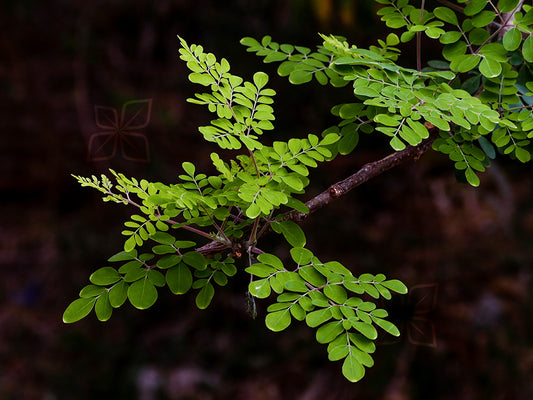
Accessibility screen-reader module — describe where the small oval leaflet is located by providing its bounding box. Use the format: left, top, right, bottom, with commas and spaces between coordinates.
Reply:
128, 278, 158, 310
265, 309, 292, 332
90, 267, 121, 286
63, 297, 97, 323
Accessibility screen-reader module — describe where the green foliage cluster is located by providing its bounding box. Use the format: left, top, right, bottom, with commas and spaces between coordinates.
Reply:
65, 0, 532, 383
241, 2, 532, 186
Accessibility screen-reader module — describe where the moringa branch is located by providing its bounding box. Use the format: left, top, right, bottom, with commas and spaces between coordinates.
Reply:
286, 125, 440, 223
195, 125, 439, 256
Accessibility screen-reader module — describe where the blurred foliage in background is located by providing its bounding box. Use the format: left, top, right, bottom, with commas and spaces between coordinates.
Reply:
1, 0, 533, 399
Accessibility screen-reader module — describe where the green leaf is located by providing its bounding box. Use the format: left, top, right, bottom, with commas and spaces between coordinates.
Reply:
63, 297, 97, 323
503, 28, 522, 51
249, 278, 272, 298
469, 28, 490, 45
523, 35, 533, 63
299, 265, 326, 287
108, 250, 137, 262
124, 236, 136, 252
152, 244, 175, 254
166, 264, 193, 294
372, 317, 400, 336
150, 232, 176, 245
360, 282, 380, 298
299, 295, 314, 312
498, 0, 519, 13
182, 251, 207, 270
273, 220, 306, 247
290, 247, 314, 265
174, 241, 196, 249
257, 253, 285, 271
189, 73, 215, 86
306, 308, 333, 327
89, 267, 121, 285
440, 31, 463, 44
289, 70, 313, 85
353, 321, 378, 340
515, 146, 531, 163
479, 58, 501, 78
464, 0, 488, 16
157, 254, 181, 269
245, 203, 262, 219
281, 175, 304, 191
376, 284, 392, 299
390, 136, 406, 151
128, 278, 158, 309
95, 291, 112, 322
265, 309, 292, 331
290, 303, 306, 321
324, 285, 348, 304
148, 270, 166, 287
109, 280, 128, 308
240, 36, 261, 48
338, 130, 359, 155
328, 343, 350, 361
471, 11, 496, 27
316, 320, 344, 343
253, 71, 269, 89
442, 40, 467, 61
182, 161, 195, 176
375, 113, 400, 127
450, 54, 481, 73
465, 167, 480, 187
284, 279, 308, 293
246, 264, 277, 278
342, 352, 366, 382
264, 51, 288, 63
79, 284, 105, 298
196, 283, 215, 309
338, 103, 363, 119
123, 267, 146, 282
434, 7, 458, 25
380, 279, 408, 294
325, 261, 353, 276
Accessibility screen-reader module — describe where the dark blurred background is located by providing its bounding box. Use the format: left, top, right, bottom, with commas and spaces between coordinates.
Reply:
2, 0, 533, 399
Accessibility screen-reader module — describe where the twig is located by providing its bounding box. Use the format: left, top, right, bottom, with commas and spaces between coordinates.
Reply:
416, 0, 426, 72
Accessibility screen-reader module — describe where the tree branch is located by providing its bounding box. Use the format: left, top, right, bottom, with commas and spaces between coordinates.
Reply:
285, 125, 440, 223
195, 125, 440, 256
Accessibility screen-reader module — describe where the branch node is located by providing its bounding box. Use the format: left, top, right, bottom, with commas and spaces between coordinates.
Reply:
329, 184, 343, 198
